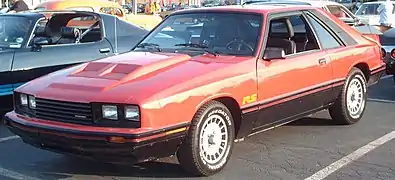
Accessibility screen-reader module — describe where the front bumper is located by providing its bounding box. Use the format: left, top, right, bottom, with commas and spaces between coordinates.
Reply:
4, 111, 189, 163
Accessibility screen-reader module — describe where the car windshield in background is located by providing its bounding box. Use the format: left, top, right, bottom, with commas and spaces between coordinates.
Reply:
355, 3, 395, 15
136, 12, 263, 56
0, 16, 32, 48
335, 0, 351, 3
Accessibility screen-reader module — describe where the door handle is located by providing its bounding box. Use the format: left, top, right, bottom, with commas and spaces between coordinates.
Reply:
318, 58, 327, 65
99, 48, 111, 53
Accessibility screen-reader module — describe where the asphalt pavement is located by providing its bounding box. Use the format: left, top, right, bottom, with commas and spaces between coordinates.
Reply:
0, 76, 395, 180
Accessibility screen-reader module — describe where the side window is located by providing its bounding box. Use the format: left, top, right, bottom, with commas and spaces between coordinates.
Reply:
63, 15, 102, 44
100, 7, 124, 18
305, 14, 342, 49
266, 14, 320, 55
327, 5, 352, 18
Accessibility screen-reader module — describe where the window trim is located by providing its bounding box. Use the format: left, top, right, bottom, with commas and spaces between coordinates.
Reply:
303, 11, 345, 50
27, 14, 106, 47
260, 11, 324, 60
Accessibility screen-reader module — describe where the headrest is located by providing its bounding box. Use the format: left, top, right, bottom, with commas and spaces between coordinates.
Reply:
34, 25, 47, 37
270, 18, 294, 38
61, 27, 80, 39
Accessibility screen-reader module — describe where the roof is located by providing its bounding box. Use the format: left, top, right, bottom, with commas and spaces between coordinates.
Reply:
35, 0, 121, 9
0, 12, 45, 21
174, 4, 316, 15
244, 0, 345, 8
361, 1, 395, 4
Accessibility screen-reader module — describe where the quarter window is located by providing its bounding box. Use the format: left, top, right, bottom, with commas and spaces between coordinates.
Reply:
306, 15, 342, 49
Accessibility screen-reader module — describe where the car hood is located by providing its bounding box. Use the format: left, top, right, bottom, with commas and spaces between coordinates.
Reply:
16, 51, 246, 105
356, 15, 380, 24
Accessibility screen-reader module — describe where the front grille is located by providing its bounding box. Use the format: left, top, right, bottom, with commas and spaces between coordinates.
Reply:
35, 98, 93, 125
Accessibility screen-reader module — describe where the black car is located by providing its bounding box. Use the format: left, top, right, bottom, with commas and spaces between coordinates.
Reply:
0, 10, 148, 112
356, 25, 395, 83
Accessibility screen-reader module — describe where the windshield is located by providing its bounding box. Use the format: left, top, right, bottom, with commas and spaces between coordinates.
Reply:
335, 0, 351, 3
355, 3, 395, 15
135, 12, 263, 56
0, 16, 32, 48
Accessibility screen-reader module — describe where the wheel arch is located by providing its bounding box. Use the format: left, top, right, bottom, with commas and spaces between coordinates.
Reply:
195, 95, 243, 139
353, 62, 370, 82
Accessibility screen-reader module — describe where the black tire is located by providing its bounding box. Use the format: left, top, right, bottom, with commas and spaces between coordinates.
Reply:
177, 100, 235, 176
329, 67, 367, 125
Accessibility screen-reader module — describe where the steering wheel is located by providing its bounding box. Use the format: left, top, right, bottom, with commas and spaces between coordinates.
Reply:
80, 21, 100, 40
226, 38, 254, 53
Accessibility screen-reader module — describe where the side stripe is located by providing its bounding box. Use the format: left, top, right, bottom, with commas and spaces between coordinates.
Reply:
241, 79, 345, 113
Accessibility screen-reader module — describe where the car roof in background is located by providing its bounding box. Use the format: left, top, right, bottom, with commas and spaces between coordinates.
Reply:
243, 0, 344, 6
0, 12, 45, 21
361, 1, 395, 4
173, 4, 316, 15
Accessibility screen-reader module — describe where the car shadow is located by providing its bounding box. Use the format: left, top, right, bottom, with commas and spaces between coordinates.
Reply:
39, 156, 195, 179
286, 117, 337, 126
367, 76, 395, 102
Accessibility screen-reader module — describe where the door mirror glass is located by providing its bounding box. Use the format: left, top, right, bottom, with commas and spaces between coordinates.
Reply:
33, 38, 49, 46
263, 47, 285, 60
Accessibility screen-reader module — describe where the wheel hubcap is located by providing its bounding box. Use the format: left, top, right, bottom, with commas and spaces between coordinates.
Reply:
199, 114, 228, 165
346, 77, 365, 119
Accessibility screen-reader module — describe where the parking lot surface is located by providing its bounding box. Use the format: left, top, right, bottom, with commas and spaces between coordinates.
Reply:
0, 76, 395, 180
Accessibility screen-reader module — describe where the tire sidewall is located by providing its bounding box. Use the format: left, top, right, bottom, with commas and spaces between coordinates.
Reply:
192, 104, 235, 174
344, 69, 367, 123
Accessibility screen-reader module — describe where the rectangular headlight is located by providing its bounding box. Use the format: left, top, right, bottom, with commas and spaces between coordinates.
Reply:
102, 105, 118, 120
20, 94, 28, 106
29, 95, 36, 109
125, 105, 140, 121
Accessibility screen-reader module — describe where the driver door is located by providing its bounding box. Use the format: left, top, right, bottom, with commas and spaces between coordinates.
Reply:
11, 16, 114, 86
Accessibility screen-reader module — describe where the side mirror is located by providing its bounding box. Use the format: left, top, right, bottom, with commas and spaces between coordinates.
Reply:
31, 38, 49, 52
263, 47, 285, 60
33, 38, 49, 46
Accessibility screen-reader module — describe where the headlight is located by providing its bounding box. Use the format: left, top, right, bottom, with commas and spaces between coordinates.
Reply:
29, 95, 36, 109
125, 105, 140, 121
102, 105, 118, 120
20, 94, 28, 106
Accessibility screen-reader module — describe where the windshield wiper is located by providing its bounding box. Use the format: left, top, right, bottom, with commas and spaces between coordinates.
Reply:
175, 43, 218, 56
136, 43, 162, 52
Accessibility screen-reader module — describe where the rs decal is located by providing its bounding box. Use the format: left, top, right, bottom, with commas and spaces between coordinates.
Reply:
242, 94, 257, 105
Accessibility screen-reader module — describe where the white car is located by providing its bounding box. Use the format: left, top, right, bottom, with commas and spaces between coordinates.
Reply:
244, 0, 359, 26
355, 1, 395, 26
0, 7, 9, 14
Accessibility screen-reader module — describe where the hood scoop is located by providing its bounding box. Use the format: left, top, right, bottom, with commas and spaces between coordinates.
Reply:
70, 52, 191, 82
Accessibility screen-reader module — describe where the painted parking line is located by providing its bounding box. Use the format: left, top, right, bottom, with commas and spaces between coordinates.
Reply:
381, 75, 392, 80
368, 98, 395, 103
0, 136, 19, 143
304, 130, 395, 180
0, 167, 42, 180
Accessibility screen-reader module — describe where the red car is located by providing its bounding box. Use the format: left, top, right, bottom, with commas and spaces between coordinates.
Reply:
4, 5, 385, 176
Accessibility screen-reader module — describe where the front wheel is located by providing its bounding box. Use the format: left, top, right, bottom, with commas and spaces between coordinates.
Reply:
329, 67, 367, 125
177, 101, 235, 176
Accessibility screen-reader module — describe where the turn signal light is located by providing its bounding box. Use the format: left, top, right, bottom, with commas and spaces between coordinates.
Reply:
108, 136, 126, 143
382, 48, 386, 58
391, 49, 395, 58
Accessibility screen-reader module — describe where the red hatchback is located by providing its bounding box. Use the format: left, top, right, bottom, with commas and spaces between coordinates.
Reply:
4, 5, 385, 176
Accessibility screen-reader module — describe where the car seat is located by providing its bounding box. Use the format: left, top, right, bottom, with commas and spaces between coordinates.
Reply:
266, 18, 296, 55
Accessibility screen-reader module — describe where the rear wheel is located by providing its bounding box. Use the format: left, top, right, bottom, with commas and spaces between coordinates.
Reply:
329, 67, 367, 125
177, 101, 234, 176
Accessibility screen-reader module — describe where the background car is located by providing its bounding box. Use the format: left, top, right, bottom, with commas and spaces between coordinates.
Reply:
355, 1, 395, 26
244, 0, 360, 26
33, 0, 162, 30
356, 26, 395, 84
0, 7, 8, 14
0, 10, 148, 113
